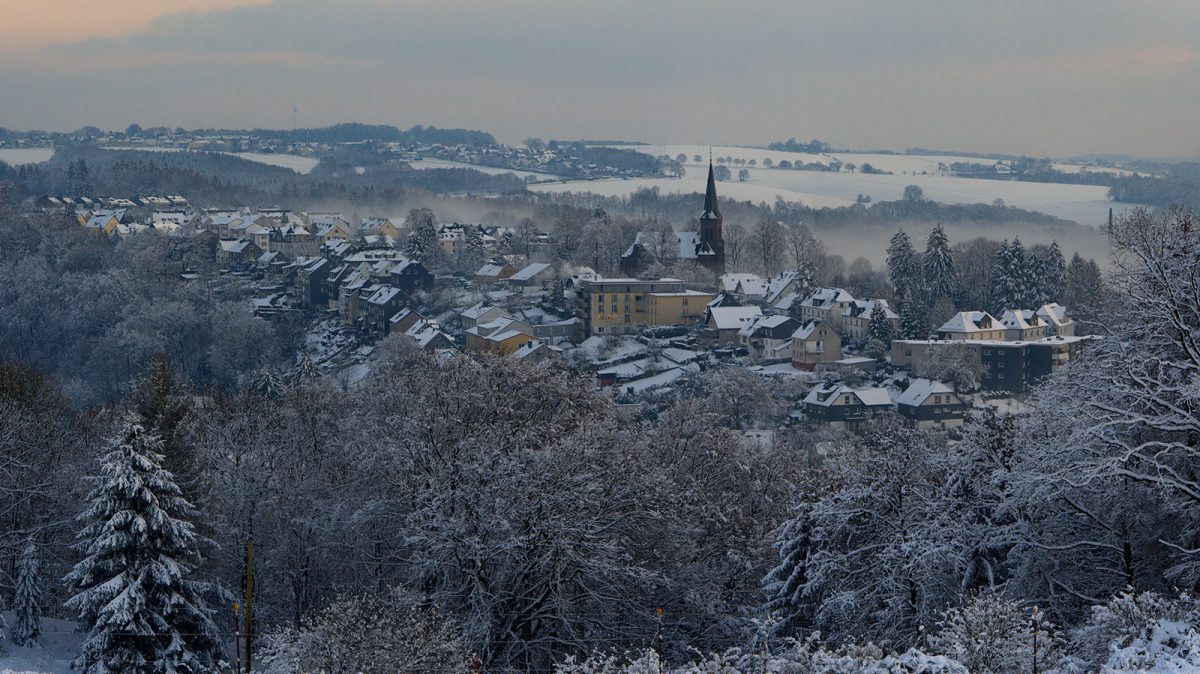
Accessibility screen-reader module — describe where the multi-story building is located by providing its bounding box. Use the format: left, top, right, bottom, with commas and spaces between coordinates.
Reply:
802, 383, 894, 431
576, 277, 691, 336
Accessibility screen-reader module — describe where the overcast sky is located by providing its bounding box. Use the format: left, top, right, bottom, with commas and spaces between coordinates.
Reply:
2, 0, 1198, 157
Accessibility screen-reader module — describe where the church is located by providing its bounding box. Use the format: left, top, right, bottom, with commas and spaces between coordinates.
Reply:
619, 161, 726, 277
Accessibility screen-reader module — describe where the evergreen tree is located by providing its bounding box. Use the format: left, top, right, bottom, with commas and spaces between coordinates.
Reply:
990, 239, 1033, 313
457, 226, 486, 274
291, 353, 323, 384
887, 228, 922, 301
404, 207, 439, 266
65, 414, 224, 674
763, 500, 815, 635
1040, 240, 1067, 305
867, 301, 896, 344
12, 537, 41, 647
898, 288, 930, 340
922, 223, 958, 303
67, 160, 94, 198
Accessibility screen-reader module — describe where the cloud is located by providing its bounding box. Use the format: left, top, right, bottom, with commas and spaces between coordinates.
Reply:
2, 0, 1198, 157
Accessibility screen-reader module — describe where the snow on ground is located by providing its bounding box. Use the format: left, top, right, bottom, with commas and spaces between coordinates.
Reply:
98, 146, 185, 154
532, 161, 1124, 225
228, 152, 319, 174
0, 148, 54, 165
622, 144, 832, 168
407, 158, 561, 182
529, 175, 855, 209
0, 615, 83, 674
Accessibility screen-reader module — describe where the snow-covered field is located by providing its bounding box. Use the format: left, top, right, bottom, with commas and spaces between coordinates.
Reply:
0, 148, 54, 165
407, 158, 561, 182
538, 145, 1128, 225
228, 152, 319, 174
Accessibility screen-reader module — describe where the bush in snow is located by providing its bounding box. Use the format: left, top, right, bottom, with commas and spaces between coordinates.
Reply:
1064, 590, 1200, 673
929, 591, 1060, 674
258, 590, 466, 674
555, 636, 969, 673
65, 413, 224, 674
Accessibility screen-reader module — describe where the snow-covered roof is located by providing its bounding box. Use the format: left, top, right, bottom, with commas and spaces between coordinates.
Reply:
737, 314, 795, 338
791, 318, 831, 340
707, 306, 763, 331
506, 262, 552, 282
366, 286, 403, 306
844, 298, 898, 320
720, 273, 763, 293
999, 309, 1042, 330
939, 311, 999, 334
476, 263, 508, 277
803, 287, 855, 309
894, 378, 957, 407
1036, 303, 1071, 326
803, 383, 894, 408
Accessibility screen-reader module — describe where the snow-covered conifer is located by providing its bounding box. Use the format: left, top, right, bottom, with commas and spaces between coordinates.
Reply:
65, 413, 224, 674
11, 537, 41, 647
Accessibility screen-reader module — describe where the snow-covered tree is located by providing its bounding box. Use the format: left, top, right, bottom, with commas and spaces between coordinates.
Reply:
290, 352, 323, 383
1067, 590, 1200, 672
867, 301, 895, 344
798, 419, 959, 645
919, 343, 986, 392
923, 223, 958, 303
11, 537, 42, 647
1032, 240, 1066, 306
929, 592, 1059, 674
990, 238, 1033, 313
898, 288, 930, 340
887, 228, 922, 300
404, 207, 439, 266
65, 414, 224, 674
456, 225, 486, 274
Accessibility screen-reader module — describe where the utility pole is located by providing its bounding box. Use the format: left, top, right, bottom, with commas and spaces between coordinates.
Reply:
244, 537, 254, 674
1030, 605, 1040, 674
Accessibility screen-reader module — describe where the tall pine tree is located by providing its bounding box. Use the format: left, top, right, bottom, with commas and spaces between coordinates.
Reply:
991, 238, 1034, 313
404, 207, 439, 266
65, 414, 224, 674
867, 301, 896, 344
12, 537, 41, 647
887, 228, 922, 300
1040, 240, 1066, 305
922, 223, 958, 304
898, 288, 930, 340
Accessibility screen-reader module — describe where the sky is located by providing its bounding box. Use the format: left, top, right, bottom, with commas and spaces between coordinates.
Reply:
2, 0, 1198, 158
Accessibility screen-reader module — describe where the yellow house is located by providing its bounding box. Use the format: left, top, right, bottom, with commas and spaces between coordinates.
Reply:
464, 317, 535, 355
577, 277, 691, 336
647, 289, 714, 326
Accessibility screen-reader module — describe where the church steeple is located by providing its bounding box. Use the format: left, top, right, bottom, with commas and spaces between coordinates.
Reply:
701, 160, 722, 221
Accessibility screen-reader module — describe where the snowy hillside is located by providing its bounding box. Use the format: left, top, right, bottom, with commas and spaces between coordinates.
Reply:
228, 152, 319, 174
0, 615, 81, 674
0, 149, 54, 166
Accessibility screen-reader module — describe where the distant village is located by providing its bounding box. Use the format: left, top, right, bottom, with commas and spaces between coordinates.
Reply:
30, 160, 1092, 437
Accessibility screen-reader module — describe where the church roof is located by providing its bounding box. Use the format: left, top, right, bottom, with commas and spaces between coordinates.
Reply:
701, 161, 722, 221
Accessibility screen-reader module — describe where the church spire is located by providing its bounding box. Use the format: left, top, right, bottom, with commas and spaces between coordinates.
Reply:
702, 159, 722, 220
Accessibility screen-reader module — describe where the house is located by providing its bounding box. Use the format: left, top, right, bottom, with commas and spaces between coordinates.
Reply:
502, 262, 556, 293
388, 307, 424, 335
316, 220, 355, 243
802, 383, 895, 431
938, 311, 1004, 341
217, 239, 262, 269
891, 335, 1093, 395
360, 216, 402, 239
791, 319, 841, 370
842, 299, 900, 342
894, 379, 968, 428
474, 261, 516, 285
705, 306, 764, 346
999, 309, 1049, 341
511, 339, 564, 364
465, 316, 535, 354
389, 259, 434, 293
83, 210, 122, 235
738, 315, 800, 360
403, 319, 455, 351
1036, 303, 1075, 336
764, 271, 801, 312
270, 225, 320, 258
798, 287, 856, 330
719, 273, 767, 303
460, 304, 514, 331
364, 286, 408, 336
294, 257, 331, 306
576, 277, 691, 336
